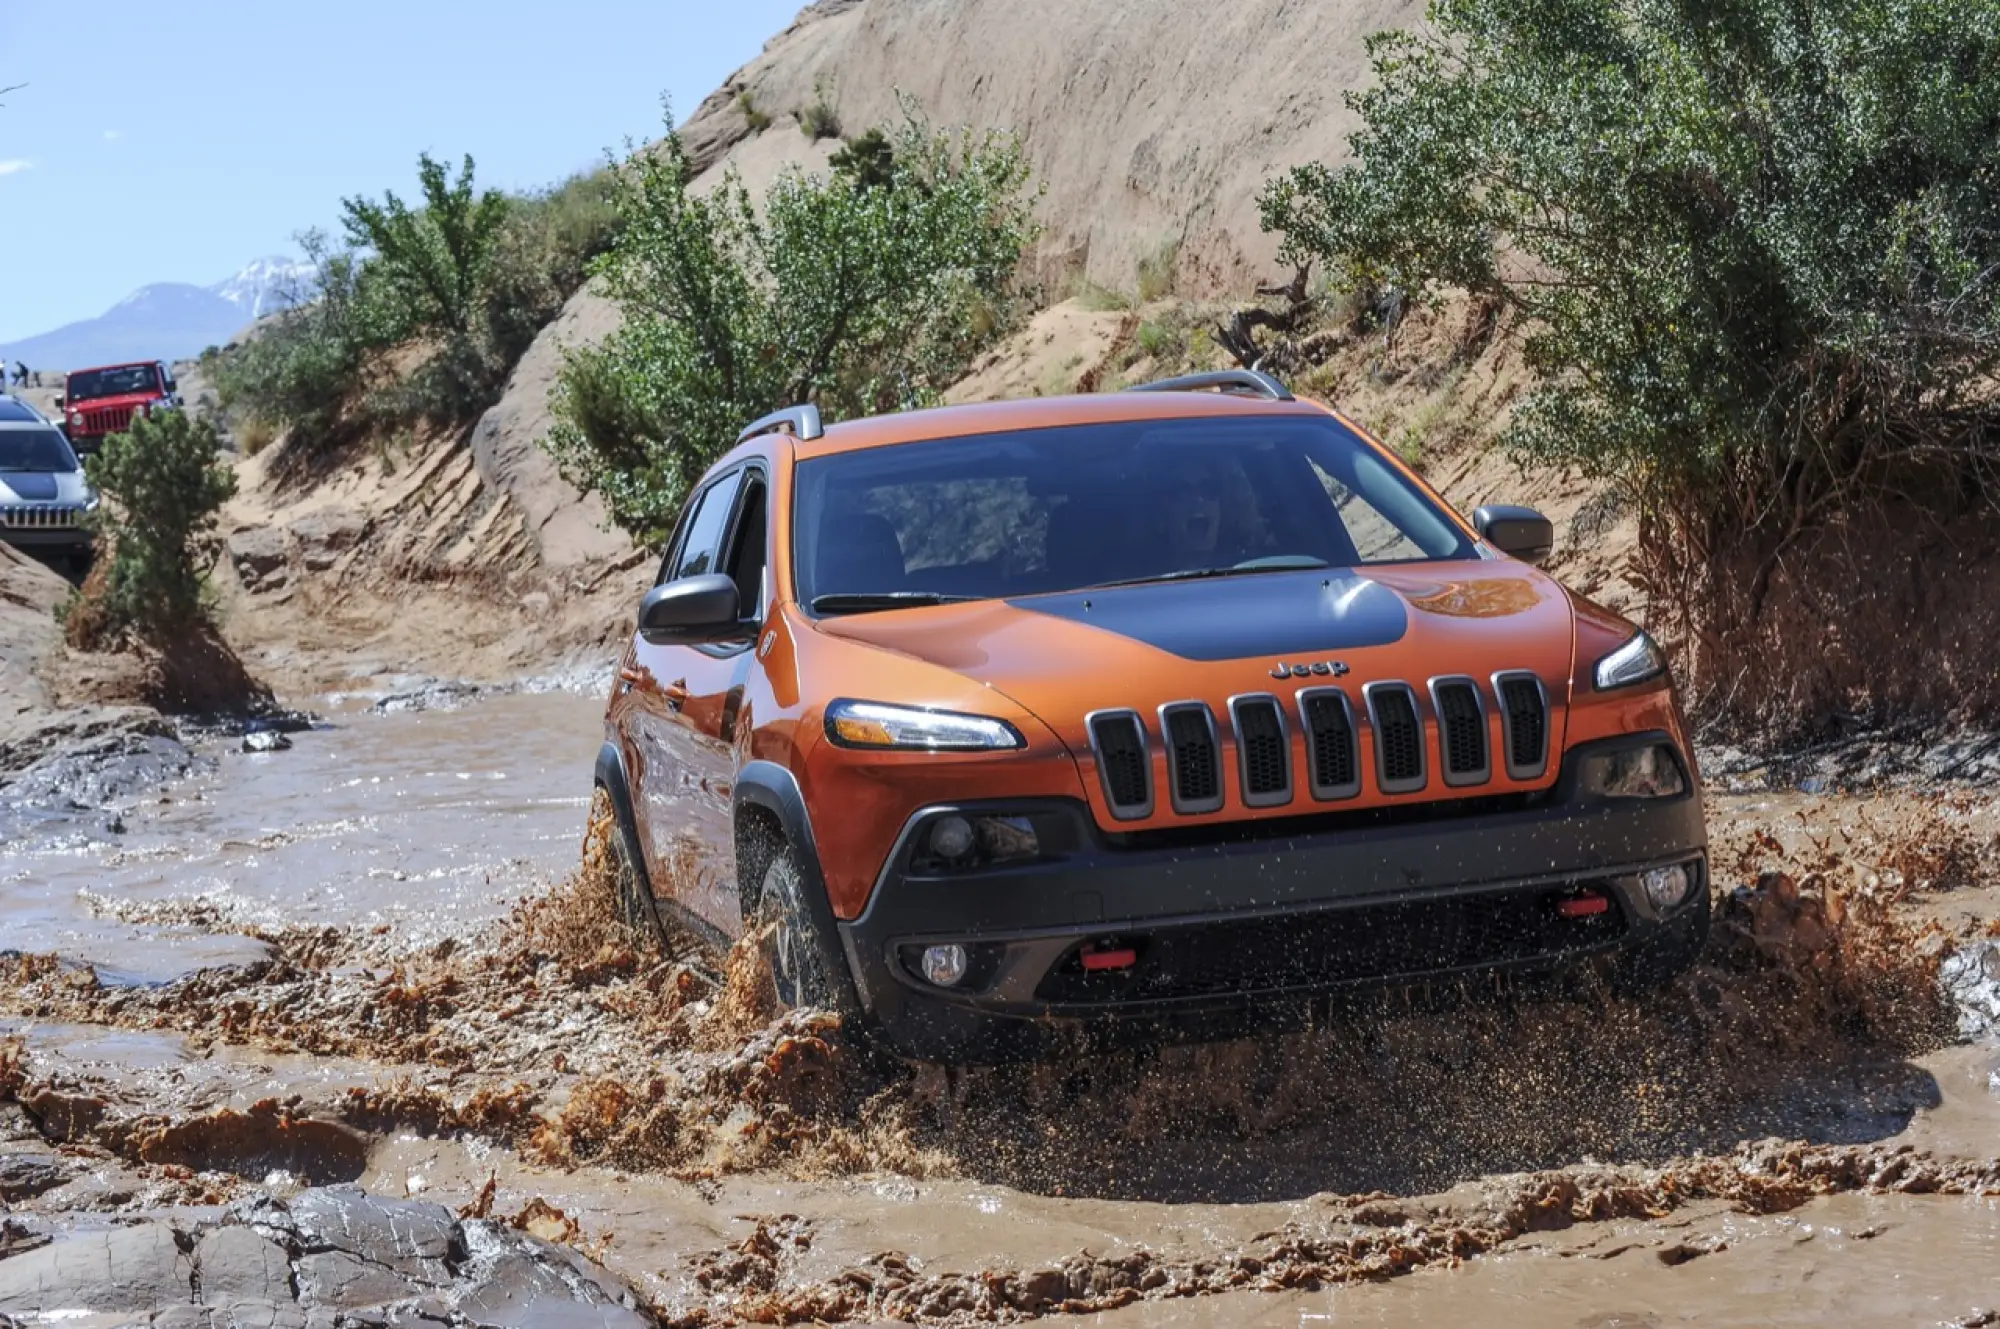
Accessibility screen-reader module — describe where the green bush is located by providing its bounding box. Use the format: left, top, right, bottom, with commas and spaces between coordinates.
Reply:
800, 77, 842, 141
67, 410, 236, 648
1259, 0, 2000, 555
215, 158, 622, 453
341, 152, 508, 341
544, 103, 1040, 545
738, 91, 772, 133
210, 230, 377, 448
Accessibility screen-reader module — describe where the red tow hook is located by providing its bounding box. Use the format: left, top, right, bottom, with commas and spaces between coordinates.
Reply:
1557, 891, 1611, 919
1080, 944, 1138, 972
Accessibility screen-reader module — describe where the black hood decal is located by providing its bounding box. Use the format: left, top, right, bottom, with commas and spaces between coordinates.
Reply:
1008, 571, 1409, 662
1, 474, 58, 500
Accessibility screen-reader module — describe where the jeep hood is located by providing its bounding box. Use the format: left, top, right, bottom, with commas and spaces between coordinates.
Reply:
0, 471, 90, 504
813, 561, 1577, 739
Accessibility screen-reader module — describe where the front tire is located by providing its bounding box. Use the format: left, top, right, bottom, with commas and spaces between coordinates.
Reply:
756, 849, 840, 1010
1612, 886, 1712, 993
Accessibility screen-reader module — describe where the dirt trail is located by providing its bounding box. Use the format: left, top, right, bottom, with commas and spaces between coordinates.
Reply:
4, 689, 1999, 1325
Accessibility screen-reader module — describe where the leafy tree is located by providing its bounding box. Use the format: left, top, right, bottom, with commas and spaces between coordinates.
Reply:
829, 128, 896, 191
545, 105, 1039, 544
66, 411, 236, 648
341, 152, 509, 339
1259, 0, 2000, 577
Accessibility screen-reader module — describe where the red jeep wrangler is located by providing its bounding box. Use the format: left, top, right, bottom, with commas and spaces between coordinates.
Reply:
60, 361, 180, 455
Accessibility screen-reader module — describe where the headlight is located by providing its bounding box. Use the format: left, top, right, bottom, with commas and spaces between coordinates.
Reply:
1577, 743, 1686, 799
82, 495, 101, 512
824, 699, 1024, 751
69, 411, 83, 427
1593, 630, 1666, 691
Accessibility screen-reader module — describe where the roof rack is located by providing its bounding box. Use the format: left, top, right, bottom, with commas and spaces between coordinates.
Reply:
736, 403, 824, 445
1126, 369, 1294, 402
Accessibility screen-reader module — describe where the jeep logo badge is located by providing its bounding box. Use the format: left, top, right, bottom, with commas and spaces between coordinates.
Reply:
1271, 660, 1351, 679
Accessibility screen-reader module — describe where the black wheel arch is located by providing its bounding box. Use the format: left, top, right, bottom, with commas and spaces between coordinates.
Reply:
594, 741, 656, 904
733, 759, 864, 1012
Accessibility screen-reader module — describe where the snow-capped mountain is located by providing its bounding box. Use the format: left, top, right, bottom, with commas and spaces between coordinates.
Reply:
0, 257, 309, 374
211, 256, 314, 321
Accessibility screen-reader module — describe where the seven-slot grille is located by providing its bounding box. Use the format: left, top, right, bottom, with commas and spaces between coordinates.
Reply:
80, 406, 135, 436
1087, 674, 1552, 817
0, 505, 82, 530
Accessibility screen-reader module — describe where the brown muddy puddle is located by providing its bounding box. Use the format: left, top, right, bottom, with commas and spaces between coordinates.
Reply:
0, 691, 603, 982
3, 690, 1999, 1325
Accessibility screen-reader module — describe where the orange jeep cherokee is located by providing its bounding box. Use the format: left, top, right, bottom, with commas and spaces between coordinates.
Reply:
597, 370, 1708, 1061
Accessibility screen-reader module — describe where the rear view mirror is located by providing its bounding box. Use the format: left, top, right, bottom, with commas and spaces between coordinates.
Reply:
638, 573, 743, 645
1473, 504, 1555, 565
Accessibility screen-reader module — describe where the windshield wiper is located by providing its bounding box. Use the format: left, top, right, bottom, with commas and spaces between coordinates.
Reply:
1086, 556, 1330, 591
810, 592, 982, 615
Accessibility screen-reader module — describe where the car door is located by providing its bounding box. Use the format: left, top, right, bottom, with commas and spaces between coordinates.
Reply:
619, 465, 768, 941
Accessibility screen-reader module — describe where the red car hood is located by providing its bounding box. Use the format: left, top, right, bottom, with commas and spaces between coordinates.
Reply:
815, 561, 1577, 742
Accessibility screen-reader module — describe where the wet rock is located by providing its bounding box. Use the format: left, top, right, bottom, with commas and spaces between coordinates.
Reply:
287, 509, 368, 572
0, 1222, 192, 1317
371, 680, 486, 714
0, 712, 202, 845
195, 1226, 293, 1305
0, 1152, 71, 1200
241, 729, 293, 753
0, 1188, 651, 1329
229, 526, 289, 591
1942, 941, 2000, 1040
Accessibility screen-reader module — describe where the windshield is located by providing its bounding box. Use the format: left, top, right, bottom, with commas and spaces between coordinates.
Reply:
791, 415, 1477, 610
67, 365, 160, 401
0, 427, 81, 473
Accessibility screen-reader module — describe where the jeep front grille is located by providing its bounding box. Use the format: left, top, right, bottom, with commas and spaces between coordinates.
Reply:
1087, 673, 1552, 821
1230, 695, 1292, 806
1431, 677, 1489, 787
1366, 683, 1426, 793
1496, 672, 1550, 779
80, 406, 134, 437
1299, 688, 1361, 800
0, 504, 82, 530
1160, 703, 1222, 814
1088, 709, 1153, 819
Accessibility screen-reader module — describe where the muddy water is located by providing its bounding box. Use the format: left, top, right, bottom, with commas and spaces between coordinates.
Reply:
0, 691, 603, 981
4, 691, 2000, 1326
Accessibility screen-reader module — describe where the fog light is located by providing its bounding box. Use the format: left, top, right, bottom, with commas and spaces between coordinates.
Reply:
921, 944, 968, 987
1642, 864, 1693, 911
927, 815, 975, 861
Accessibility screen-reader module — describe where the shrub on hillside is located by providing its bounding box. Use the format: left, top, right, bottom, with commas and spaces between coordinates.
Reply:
544, 104, 1040, 545
64, 410, 235, 650
214, 160, 623, 455
210, 231, 378, 449
1260, 0, 2000, 725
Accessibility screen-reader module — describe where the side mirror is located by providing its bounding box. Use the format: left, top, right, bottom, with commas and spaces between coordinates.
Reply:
638, 573, 743, 645
53, 396, 64, 409
1473, 504, 1555, 565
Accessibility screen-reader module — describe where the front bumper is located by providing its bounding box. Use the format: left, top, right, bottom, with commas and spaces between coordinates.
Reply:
836, 735, 1707, 1060
0, 526, 91, 551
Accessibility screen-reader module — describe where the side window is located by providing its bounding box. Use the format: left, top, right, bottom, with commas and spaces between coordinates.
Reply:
665, 471, 744, 583
724, 476, 769, 621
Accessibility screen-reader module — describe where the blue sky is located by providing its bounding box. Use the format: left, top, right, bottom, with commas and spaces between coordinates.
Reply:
0, 0, 807, 342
